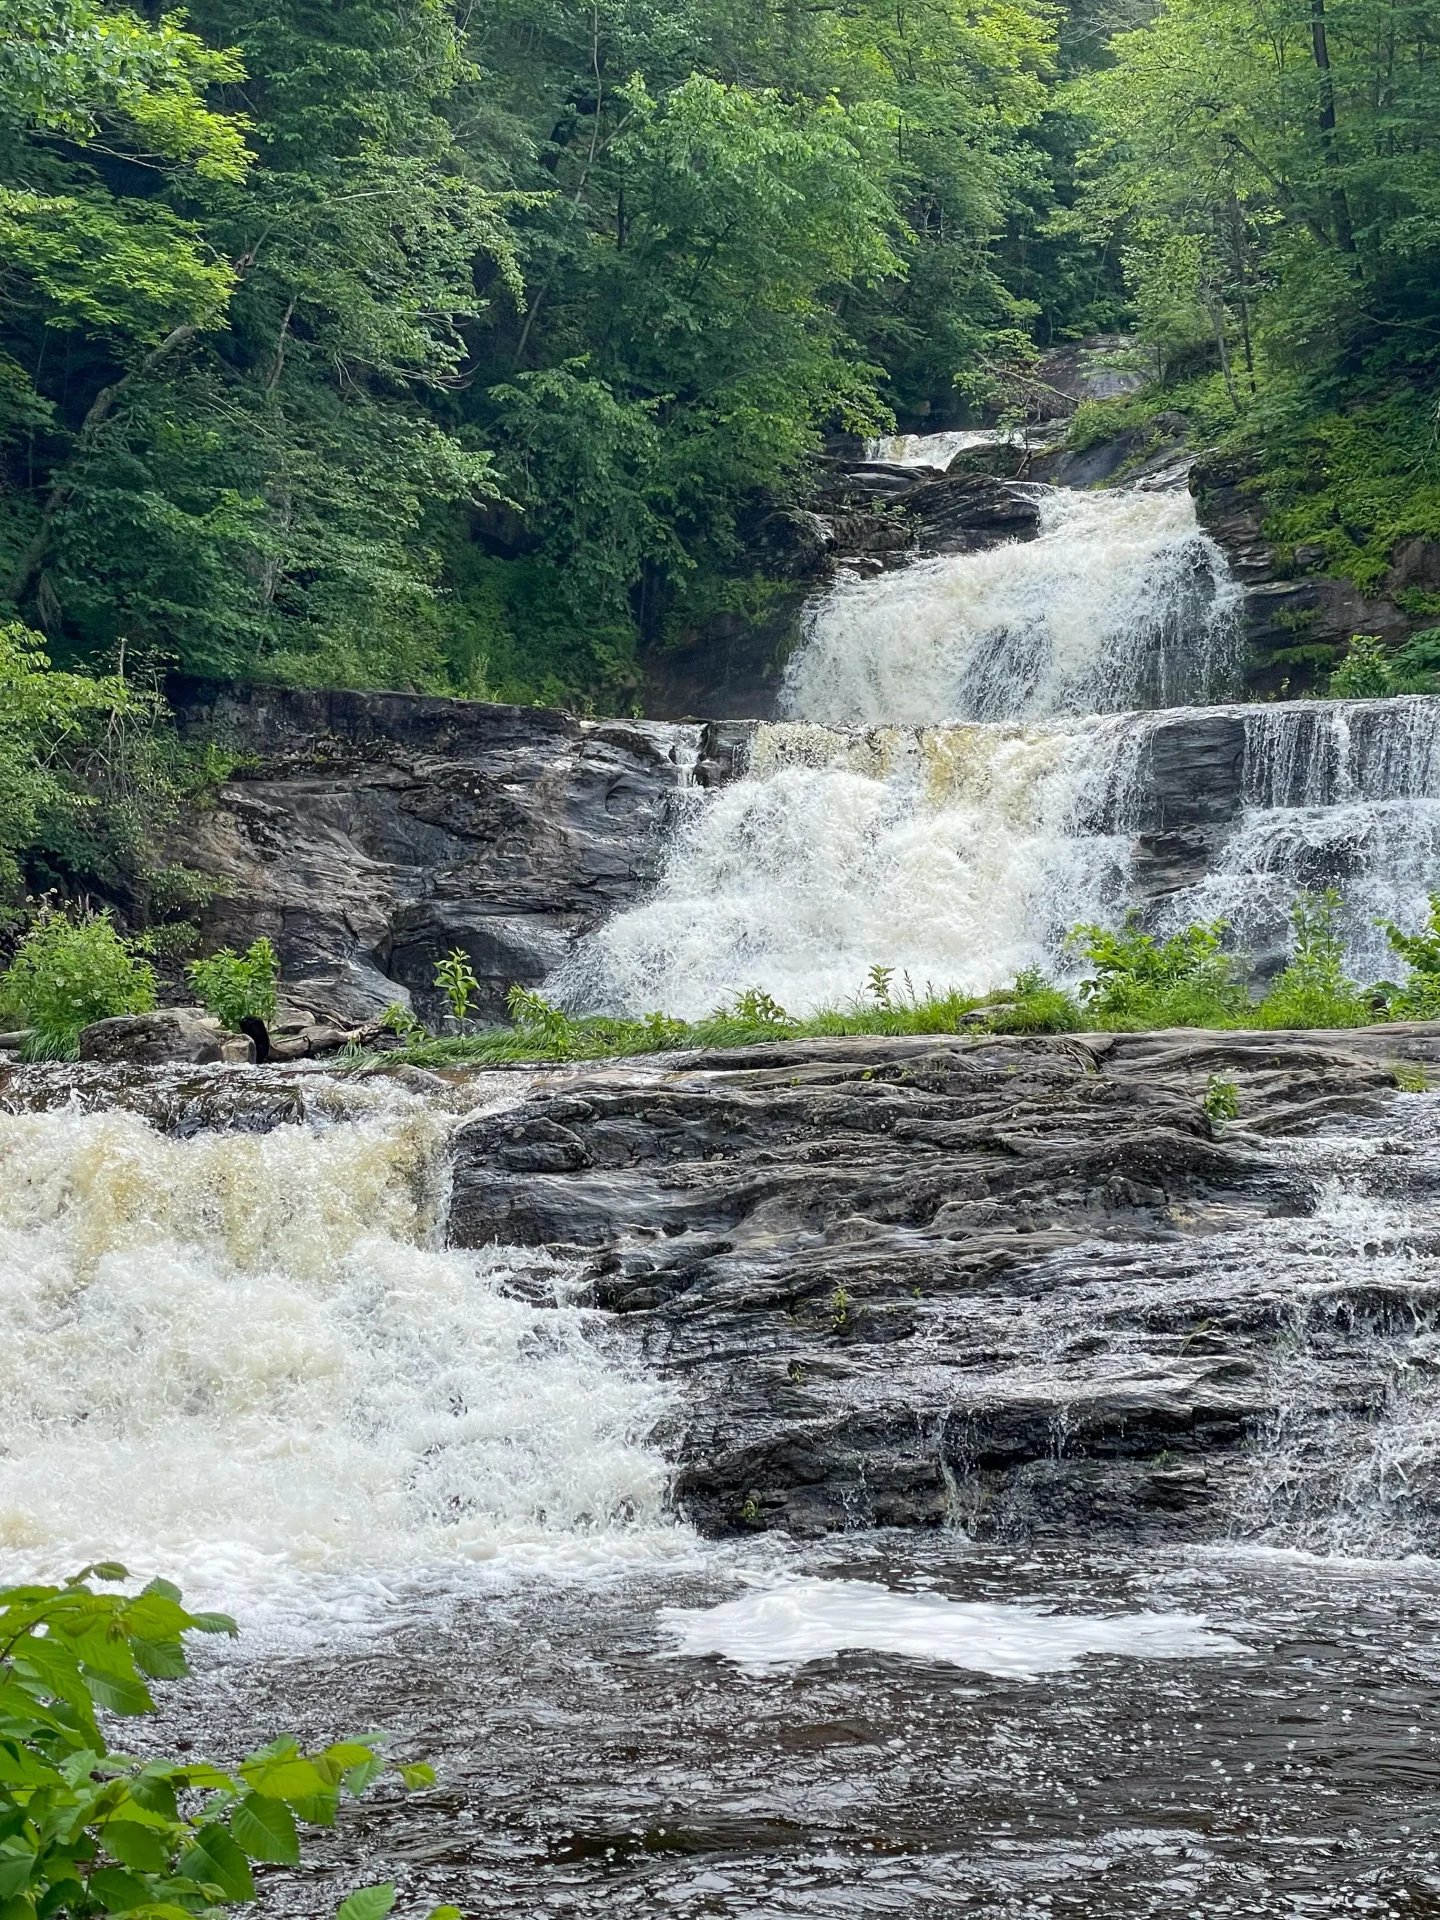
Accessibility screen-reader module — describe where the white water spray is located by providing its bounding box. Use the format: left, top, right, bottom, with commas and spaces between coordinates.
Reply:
781, 488, 1242, 727
557, 718, 1147, 1017
0, 1096, 677, 1605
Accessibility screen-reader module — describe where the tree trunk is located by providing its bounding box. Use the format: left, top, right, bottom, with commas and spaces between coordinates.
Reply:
1310, 0, 1356, 251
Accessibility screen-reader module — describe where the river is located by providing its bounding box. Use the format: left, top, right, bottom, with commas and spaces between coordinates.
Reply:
6, 478, 1440, 1915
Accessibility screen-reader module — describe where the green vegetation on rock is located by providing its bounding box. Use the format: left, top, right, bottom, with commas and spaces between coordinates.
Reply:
1, 905, 155, 1056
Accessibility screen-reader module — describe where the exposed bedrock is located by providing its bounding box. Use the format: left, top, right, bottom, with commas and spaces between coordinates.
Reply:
164, 687, 1298, 1017
446, 1026, 1440, 1544
1190, 448, 1429, 692
167, 684, 731, 1024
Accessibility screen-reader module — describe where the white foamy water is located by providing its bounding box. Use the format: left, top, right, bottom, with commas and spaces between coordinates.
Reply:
0, 1098, 678, 1609
556, 718, 1140, 1017
864, 429, 1010, 468
660, 1578, 1248, 1675
781, 487, 1241, 727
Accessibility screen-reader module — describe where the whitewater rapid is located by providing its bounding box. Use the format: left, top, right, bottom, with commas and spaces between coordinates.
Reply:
0, 1090, 679, 1611
781, 486, 1241, 727
560, 485, 1440, 1018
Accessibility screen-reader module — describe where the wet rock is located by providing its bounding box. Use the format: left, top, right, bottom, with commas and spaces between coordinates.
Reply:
1189, 449, 1417, 694
446, 1028, 1409, 1544
78, 1008, 255, 1066
167, 685, 717, 1025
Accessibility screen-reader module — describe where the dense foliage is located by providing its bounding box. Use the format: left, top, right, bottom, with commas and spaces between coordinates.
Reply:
0, 1563, 443, 1920
186, 934, 277, 1027
0, 0, 1122, 715
0, 904, 155, 1054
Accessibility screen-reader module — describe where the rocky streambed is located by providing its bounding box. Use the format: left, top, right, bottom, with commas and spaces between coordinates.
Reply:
40, 1029, 1440, 1919
12, 1023, 1440, 1556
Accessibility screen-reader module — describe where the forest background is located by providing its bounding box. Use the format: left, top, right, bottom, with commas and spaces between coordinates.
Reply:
0, 0, 1438, 900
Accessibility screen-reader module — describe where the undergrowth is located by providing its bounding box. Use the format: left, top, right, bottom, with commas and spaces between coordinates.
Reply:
347, 891, 1440, 1072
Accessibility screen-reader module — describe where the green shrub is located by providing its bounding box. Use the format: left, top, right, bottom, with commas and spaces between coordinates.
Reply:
1327, 633, 1395, 698
1068, 913, 1248, 1028
1204, 1076, 1240, 1121
0, 1563, 446, 1920
186, 937, 278, 1029
1, 907, 156, 1057
1256, 889, 1369, 1028
1377, 893, 1440, 1017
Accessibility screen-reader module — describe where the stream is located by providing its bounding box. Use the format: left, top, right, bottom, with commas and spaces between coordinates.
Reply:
6, 478, 1440, 1915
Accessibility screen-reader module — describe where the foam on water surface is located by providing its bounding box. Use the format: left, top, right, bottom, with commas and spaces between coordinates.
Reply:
659, 1578, 1250, 1675
0, 1095, 683, 1615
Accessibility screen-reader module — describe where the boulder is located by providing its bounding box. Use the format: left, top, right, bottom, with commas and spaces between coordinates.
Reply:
78, 1009, 256, 1066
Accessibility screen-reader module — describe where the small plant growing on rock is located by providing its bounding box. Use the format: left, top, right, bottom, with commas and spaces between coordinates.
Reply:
2, 905, 155, 1057
1257, 888, 1368, 1029
508, 983, 579, 1052
435, 948, 480, 1025
867, 963, 895, 1008
1377, 893, 1440, 1018
731, 986, 790, 1027
1203, 1075, 1240, 1122
1390, 1060, 1431, 1093
987, 967, 1084, 1034
380, 1000, 426, 1038
187, 937, 278, 1030
1327, 633, 1394, 699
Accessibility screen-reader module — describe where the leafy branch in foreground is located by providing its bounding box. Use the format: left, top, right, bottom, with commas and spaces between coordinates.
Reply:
0, 1564, 445, 1920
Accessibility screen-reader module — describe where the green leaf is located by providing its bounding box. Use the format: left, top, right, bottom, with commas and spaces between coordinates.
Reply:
179, 1825, 254, 1903
101, 1821, 171, 1873
341, 1758, 385, 1798
288, 1791, 339, 1828
88, 1868, 150, 1911
139, 1579, 182, 1603
36, 1879, 83, 1919
70, 1564, 128, 1586
180, 1612, 237, 1638
127, 1639, 188, 1683
239, 1755, 325, 1799
230, 1792, 299, 1866
335, 1884, 396, 1920
396, 1764, 434, 1791
81, 1669, 154, 1717
426, 1908, 463, 1920
0, 1859, 32, 1901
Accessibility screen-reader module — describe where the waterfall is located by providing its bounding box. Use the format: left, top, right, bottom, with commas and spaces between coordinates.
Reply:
565, 490, 1440, 1013
0, 1093, 676, 1606
863, 429, 1011, 468
780, 487, 1242, 726
558, 718, 1144, 1018
1154, 698, 1440, 982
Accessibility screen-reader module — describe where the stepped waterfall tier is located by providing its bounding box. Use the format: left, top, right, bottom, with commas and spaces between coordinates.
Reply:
10, 482, 1440, 1912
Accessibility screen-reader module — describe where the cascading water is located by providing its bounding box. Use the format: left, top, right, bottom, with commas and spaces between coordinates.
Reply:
563, 495, 1440, 1013
780, 487, 1242, 726
1162, 696, 1440, 981
0, 1089, 677, 1608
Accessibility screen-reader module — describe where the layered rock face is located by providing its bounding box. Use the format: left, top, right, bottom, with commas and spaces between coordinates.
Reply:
1189, 448, 1429, 692
168, 685, 720, 1023
446, 1026, 1434, 1541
